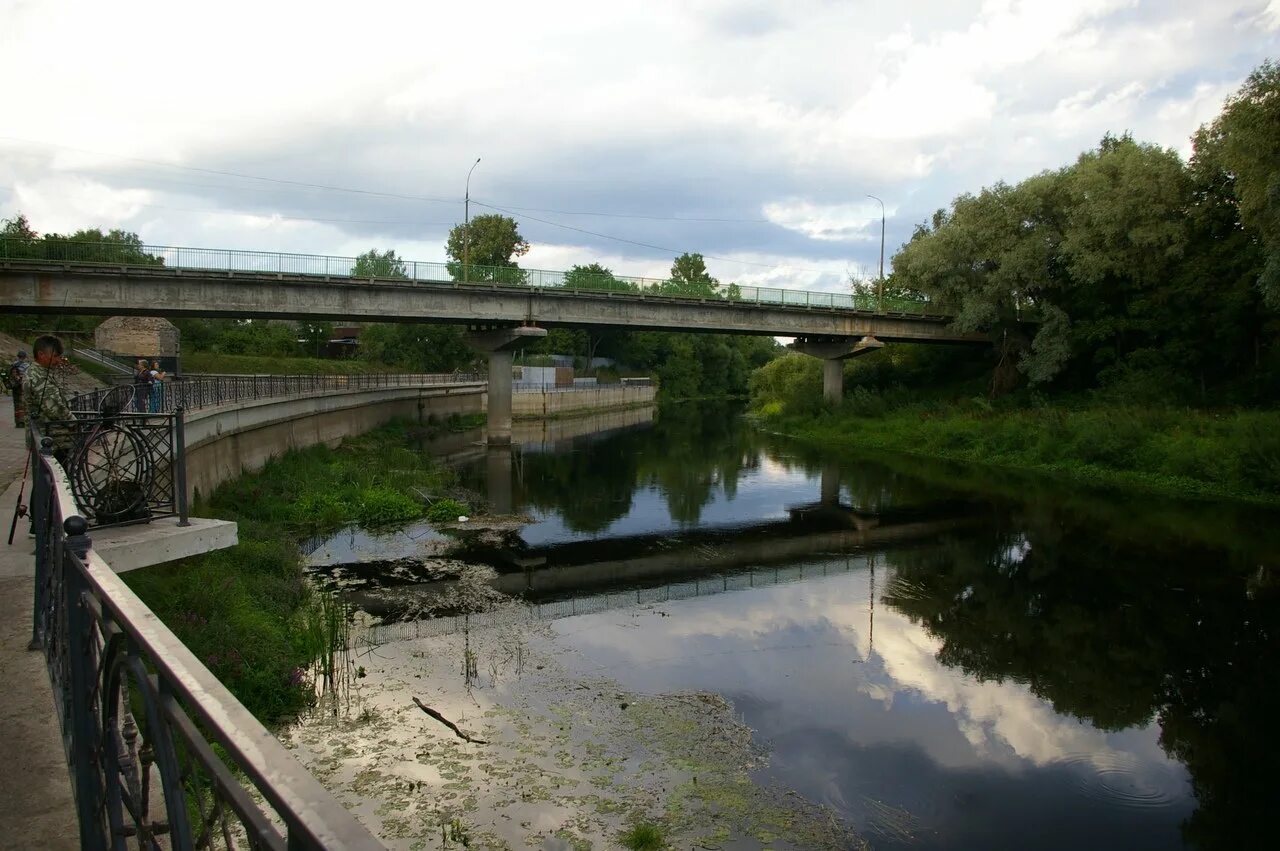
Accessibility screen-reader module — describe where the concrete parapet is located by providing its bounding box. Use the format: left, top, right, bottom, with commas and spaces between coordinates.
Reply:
513, 385, 657, 419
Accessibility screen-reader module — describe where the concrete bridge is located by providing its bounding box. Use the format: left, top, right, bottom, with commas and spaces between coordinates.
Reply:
0, 244, 991, 426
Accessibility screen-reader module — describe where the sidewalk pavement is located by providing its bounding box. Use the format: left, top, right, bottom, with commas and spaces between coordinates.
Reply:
0, 394, 78, 849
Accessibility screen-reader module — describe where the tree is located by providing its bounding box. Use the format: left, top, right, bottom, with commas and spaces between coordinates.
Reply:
298, 322, 334, 358
1194, 60, 1280, 307
351, 248, 408, 279
659, 253, 719, 297
445, 214, 529, 284
358, 323, 474, 372
563, 262, 635, 294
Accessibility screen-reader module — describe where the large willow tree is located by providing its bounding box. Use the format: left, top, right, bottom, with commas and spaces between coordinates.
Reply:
891, 63, 1279, 401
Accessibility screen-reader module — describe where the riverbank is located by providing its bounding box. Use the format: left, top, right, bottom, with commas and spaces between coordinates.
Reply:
123, 416, 482, 722
754, 401, 1280, 505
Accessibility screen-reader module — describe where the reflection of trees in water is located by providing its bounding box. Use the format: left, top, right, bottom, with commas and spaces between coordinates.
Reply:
518, 401, 759, 530
884, 512, 1280, 848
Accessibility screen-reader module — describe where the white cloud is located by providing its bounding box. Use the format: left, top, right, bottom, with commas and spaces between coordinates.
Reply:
0, 0, 1276, 280
763, 199, 887, 242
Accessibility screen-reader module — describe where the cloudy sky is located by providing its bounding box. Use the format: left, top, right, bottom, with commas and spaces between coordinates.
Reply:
1, 0, 1277, 292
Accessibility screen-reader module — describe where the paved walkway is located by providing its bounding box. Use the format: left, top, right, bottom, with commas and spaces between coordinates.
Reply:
0, 394, 78, 849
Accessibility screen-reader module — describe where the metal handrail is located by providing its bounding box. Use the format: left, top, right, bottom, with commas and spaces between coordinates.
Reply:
0, 236, 958, 317
27, 432, 383, 849
69, 372, 485, 415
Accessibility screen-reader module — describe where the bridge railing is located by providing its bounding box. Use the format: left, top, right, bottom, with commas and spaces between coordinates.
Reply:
0, 237, 956, 317
69, 371, 485, 415
26, 432, 383, 850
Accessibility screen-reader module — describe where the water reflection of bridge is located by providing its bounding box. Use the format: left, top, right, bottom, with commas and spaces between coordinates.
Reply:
362, 553, 885, 644
350, 497, 979, 644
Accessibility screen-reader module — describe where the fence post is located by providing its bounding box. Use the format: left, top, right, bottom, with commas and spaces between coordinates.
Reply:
28, 439, 50, 651
64, 515, 108, 851
174, 409, 190, 527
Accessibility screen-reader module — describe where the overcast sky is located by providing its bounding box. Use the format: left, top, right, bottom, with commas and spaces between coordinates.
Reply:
1, 0, 1277, 292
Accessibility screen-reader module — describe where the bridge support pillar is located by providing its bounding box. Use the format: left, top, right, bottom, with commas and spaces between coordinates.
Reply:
790, 336, 885, 405
466, 326, 548, 445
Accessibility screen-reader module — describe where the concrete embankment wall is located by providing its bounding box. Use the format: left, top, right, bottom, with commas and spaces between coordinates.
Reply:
184, 383, 485, 500
513, 385, 656, 419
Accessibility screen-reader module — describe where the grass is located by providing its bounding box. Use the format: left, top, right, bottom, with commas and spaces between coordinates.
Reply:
619, 822, 667, 850
123, 417, 481, 723
754, 391, 1280, 505
181, 352, 402, 375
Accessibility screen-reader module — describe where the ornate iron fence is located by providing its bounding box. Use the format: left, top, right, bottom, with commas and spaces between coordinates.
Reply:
70, 372, 485, 416
38, 411, 189, 529
27, 435, 383, 850
0, 236, 962, 316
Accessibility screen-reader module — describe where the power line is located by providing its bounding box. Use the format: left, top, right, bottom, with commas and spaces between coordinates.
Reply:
2, 135, 774, 224
477, 200, 772, 224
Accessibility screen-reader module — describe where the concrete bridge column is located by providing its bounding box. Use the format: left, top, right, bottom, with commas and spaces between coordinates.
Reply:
790, 335, 885, 405
465, 326, 548, 445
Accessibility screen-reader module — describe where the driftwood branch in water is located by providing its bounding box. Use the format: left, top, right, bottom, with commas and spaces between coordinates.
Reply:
412, 697, 488, 744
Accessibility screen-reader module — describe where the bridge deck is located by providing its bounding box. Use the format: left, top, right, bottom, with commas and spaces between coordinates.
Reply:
0, 262, 985, 343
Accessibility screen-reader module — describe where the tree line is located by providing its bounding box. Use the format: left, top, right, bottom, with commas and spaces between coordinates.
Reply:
888, 60, 1279, 404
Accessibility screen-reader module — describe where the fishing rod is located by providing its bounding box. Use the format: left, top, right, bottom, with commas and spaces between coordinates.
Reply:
7, 450, 30, 546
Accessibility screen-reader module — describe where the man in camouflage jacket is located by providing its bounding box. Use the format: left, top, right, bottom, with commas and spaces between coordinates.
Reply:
24, 335, 74, 458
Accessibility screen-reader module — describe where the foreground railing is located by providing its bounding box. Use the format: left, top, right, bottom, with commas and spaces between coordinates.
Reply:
27, 432, 383, 850
0, 236, 957, 316
70, 371, 485, 415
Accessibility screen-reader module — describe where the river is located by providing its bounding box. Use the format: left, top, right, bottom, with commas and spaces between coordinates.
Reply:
295, 401, 1279, 850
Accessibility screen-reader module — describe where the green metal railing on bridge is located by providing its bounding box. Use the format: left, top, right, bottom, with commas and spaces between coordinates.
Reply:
0, 237, 957, 317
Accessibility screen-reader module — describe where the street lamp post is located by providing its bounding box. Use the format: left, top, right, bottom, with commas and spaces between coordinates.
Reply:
464, 157, 481, 283
866, 195, 885, 310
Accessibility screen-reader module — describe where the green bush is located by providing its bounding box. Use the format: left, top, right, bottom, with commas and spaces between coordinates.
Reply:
291, 491, 348, 530
356, 486, 421, 527
748, 353, 822, 416
426, 498, 469, 523
1236, 418, 1280, 492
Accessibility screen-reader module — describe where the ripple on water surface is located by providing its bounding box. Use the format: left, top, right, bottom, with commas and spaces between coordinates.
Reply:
1058, 752, 1183, 811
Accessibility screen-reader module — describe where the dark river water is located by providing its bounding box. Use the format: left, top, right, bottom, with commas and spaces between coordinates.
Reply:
317, 402, 1280, 850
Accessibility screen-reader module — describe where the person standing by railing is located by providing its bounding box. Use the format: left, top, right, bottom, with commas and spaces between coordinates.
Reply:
4, 350, 29, 427
148, 360, 166, 413
24, 336, 74, 460
132, 359, 153, 413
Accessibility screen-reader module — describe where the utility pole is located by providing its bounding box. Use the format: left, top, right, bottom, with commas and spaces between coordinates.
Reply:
464, 157, 481, 283
867, 195, 885, 310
